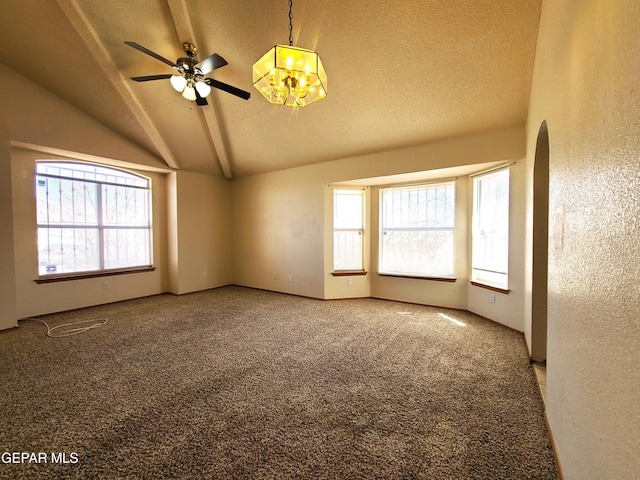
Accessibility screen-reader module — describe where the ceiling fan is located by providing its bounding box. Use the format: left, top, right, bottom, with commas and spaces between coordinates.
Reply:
124, 41, 251, 104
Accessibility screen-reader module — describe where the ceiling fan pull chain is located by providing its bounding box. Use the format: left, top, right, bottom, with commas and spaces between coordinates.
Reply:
288, 0, 293, 46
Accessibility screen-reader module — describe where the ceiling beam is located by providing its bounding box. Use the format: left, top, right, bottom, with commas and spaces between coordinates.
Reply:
55, 0, 180, 170
199, 107, 233, 179
166, 0, 234, 179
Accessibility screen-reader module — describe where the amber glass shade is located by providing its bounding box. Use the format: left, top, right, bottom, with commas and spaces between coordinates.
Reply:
253, 45, 327, 107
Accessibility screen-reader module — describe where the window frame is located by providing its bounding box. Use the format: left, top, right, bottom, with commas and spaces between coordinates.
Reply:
332, 187, 366, 274
470, 166, 510, 292
35, 161, 154, 282
378, 181, 456, 280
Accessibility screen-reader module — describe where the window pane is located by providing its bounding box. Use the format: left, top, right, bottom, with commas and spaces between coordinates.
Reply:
379, 182, 455, 277
103, 228, 151, 269
334, 189, 363, 229
38, 227, 99, 275
472, 168, 509, 287
102, 185, 150, 226
380, 229, 454, 276
333, 189, 364, 270
334, 231, 363, 270
36, 176, 98, 226
36, 162, 149, 188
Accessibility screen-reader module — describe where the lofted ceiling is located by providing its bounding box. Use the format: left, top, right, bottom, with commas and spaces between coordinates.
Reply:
0, 0, 541, 179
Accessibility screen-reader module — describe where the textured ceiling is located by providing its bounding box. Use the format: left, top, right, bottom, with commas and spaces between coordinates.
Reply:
0, 0, 541, 178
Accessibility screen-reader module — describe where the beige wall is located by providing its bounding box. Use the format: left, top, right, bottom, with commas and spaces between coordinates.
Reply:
167, 172, 180, 294
0, 65, 166, 172
526, 1, 640, 478
0, 138, 18, 330
168, 170, 233, 294
232, 167, 326, 298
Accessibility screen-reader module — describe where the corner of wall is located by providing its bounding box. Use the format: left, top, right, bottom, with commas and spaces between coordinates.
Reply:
0, 138, 18, 330
167, 171, 179, 294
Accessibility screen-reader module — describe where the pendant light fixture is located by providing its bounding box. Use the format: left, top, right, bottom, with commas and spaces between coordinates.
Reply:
252, 0, 327, 107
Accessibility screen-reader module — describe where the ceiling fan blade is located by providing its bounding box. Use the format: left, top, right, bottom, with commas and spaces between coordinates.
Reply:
206, 78, 251, 100
130, 74, 173, 82
124, 41, 177, 68
196, 53, 228, 75
195, 88, 208, 106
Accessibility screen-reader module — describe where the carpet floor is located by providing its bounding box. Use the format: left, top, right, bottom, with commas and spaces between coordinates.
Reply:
0, 286, 557, 479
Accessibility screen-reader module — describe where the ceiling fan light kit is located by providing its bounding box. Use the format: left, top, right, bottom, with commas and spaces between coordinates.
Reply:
253, 0, 327, 107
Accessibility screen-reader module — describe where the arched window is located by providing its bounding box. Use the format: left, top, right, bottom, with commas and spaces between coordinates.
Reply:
35, 162, 152, 277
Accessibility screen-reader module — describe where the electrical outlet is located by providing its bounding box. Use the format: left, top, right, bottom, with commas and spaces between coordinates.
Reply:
347, 278, 352, 286
489, 293, 495, 303
288, 275, 293, 282
103, 281, 110, 290
202, 272, 207, 279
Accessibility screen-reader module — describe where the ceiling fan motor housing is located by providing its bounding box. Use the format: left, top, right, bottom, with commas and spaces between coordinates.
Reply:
176, 57, 201, 77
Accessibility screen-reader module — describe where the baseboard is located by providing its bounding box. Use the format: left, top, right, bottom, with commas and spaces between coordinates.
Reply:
543, 411, 564, 480
0, 323, 20, 334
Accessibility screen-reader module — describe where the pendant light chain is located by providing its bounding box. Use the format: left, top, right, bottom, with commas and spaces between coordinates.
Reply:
288, 0, 294, 46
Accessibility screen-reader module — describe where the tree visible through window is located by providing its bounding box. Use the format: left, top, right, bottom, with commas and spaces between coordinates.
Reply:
36, 162, 152, 276
379, 182, 455, 277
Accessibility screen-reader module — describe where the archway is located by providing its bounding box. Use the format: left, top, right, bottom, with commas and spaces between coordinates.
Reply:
531, 121, 549, 362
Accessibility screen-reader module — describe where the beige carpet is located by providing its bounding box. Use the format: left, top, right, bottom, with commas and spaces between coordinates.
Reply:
0, 286, 557, 479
